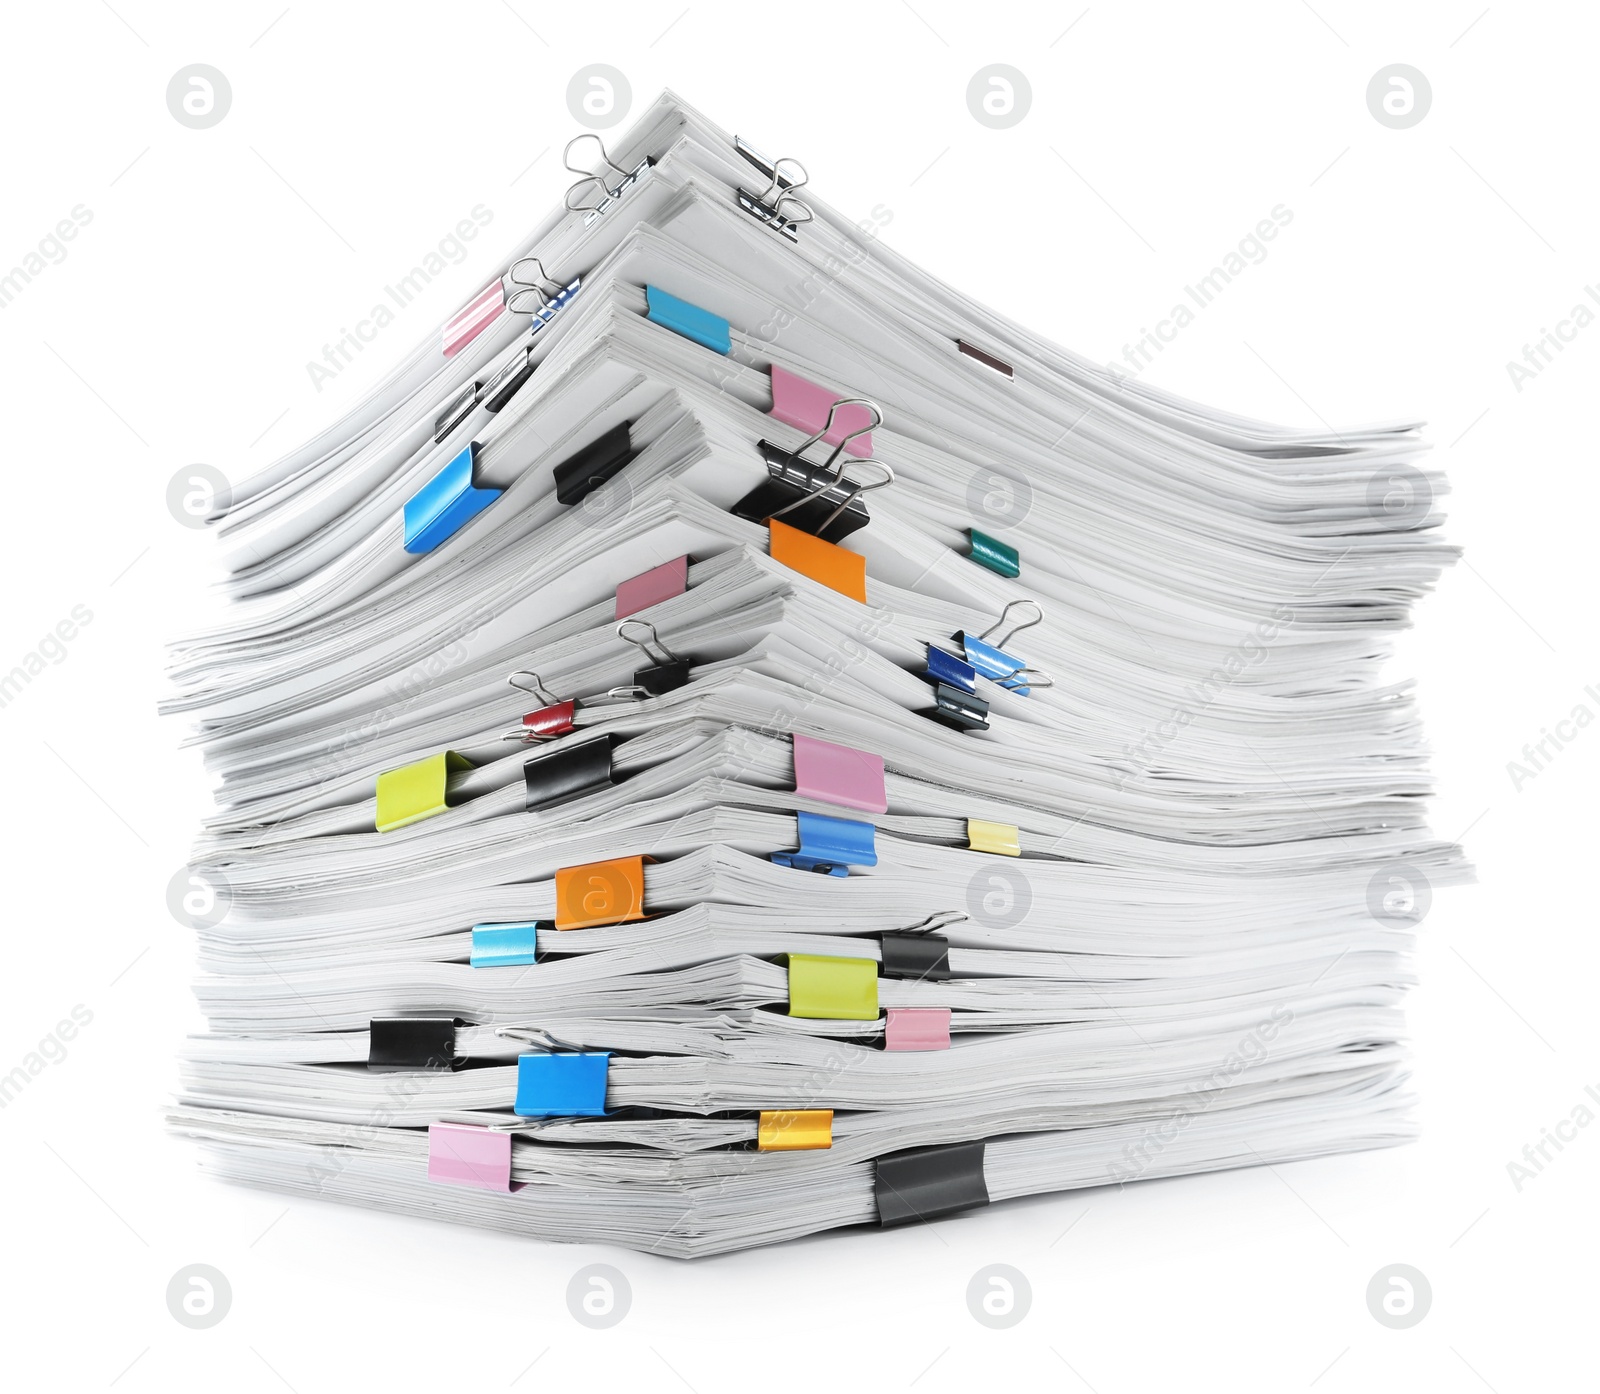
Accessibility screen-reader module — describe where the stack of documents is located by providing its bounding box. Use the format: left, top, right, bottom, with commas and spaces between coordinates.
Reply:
167, 92, 1464, 1256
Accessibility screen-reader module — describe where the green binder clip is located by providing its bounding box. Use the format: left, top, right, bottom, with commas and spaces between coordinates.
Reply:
966, 527, 1020, 578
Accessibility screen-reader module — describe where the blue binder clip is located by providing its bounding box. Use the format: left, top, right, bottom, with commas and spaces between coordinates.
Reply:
470, 921, 543, 968
645, 284, 731, 355
514, 1052, 609, 1117
955, 602, 1048, 697
771, 810, 878, 876
506, 257, 582, 329
403, 442, 502, 554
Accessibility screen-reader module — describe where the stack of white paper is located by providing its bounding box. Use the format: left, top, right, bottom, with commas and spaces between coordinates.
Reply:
167, 92, 1464, 1257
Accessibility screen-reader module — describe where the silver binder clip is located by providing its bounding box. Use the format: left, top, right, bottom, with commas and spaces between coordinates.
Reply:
564, 134, 652, 226
616, 618, 683, 669
500, 1025, 591, 1053
979, 600, 1044, 651
899, 911, 969, 936
766, 454, 894, 538
957, 599, 1051, 693
507, 670, 560, 704
506, 256, 583, 322
736, 398, 890, 542
617, 618, 692, 697
734, 137, 814, 242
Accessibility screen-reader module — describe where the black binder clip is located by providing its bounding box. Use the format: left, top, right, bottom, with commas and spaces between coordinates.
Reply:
918, 645, 989, 732
930, 683, 989, 732
734, 137, 815, 242
523, 735, 616, 811
564, 134, 653, 227
880, 933, 952, 982
553, 420, 635, 507
733, 399, 891, 543
617, 619, 692, 696
367, 1016, 458, 1073
433, 376, 485, 443
875, 1141, 990, 1227
881, 911, 961, 981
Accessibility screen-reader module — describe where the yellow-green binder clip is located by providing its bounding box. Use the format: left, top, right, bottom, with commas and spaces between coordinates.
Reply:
787, 954, 880, 1020
375, 751, 471, 832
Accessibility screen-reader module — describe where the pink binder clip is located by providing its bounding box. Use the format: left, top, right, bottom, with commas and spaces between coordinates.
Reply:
443, 281, 507, 358
427, 1122, 518, 1191
769, 365, 875, 457
615, 555, 690, 620
884, 1008, 951, 1052
792, 734, 888, 815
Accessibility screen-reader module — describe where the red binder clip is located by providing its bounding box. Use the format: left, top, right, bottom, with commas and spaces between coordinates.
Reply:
500, 669, 648, 744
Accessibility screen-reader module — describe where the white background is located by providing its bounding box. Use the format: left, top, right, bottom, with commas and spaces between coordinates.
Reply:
0, 1, 1594, 1389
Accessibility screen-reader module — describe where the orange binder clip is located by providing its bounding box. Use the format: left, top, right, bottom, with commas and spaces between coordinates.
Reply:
768, 520, 866, 603
553, 855, 649, 929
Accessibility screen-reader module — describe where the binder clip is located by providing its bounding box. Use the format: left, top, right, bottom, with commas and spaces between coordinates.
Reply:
515, 1050, 609, 1117
734, 399, 889, 544
884, 1008, 951, 1052
500, 671, 641, 743
757, 1109, 833, 1151
505, 256, 582, 322
791, 734, 888, 815
879, 922, 952, 981
920, 647, 990, 732
403, 442, 502, 554
553, 855, 649, 929
434, 376, 485, 443
470, 920, 543, 967
617, 619, 692, 697
368, 1016, 457, 1073
428, 1123, 519, 1191
553, 420, 635, 507
767, 520, 868, 604
615, 554, 689, 620
967, 819, 1021, 857
733, 137, 814, 242
925, 645, 979, 694
930, 684, 989, 732
966, 527, 1020, 579
443, 279, 507, 358
952, 600, 1050, 695
430, 353, 538, 442
875, 1141, 989, 1226
375, 750, 471, 831
787, 953, 880, 1020
770, 809, 878, 877
564, 134, 652, 227
478, 343, 538, 415
644, 284, 731, 355
523, 735, 615, 811
957, 339, 1015, 380
768, 366, 876, 458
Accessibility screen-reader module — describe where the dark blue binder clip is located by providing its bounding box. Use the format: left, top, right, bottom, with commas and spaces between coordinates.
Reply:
925, 645, 978, 694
